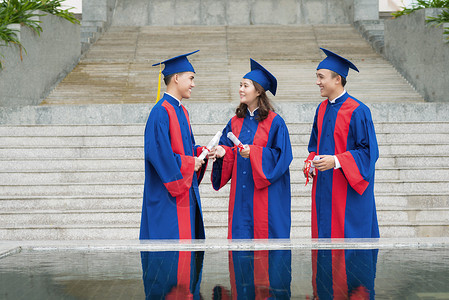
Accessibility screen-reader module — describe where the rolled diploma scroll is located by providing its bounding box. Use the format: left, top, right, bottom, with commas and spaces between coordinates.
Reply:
227, 132, 244, 150
309, 155, 320, 173
198, 131, 222, 160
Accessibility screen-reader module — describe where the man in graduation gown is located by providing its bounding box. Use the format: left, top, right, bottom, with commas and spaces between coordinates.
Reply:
141, 251, 204, 300
211, 59, 293, 239
139, 50, 207, 240
303, 48, 380, 238
312, 249, 378, 299
213, 250, 292, 299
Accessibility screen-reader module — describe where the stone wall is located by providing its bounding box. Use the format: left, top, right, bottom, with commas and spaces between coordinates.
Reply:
82, 0, 117, 29
384, 9, 449, 102
111, 0, 359, 26
0, 12, 80, 106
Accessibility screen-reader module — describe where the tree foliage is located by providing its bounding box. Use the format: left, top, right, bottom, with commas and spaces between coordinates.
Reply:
0, 0, 79, 69
392, 0, 449, 41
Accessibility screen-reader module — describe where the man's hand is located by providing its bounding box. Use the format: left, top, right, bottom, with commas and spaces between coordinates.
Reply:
194, 157, 205, 172
312, 155, 335, 171
240, 145, 250, 158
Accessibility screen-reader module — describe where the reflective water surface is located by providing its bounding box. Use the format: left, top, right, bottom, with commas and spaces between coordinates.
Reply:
1, 248, 449, 299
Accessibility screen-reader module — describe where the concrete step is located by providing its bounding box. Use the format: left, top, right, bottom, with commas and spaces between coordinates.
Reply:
204, 180, 449, 194
0, 154, 448, 172
81, 20, 105, 28
202, 207, 449, 224
1, 192, 448, 213
3, 103, 449, 125
354, 19, 385, 55
2, 131, 449, 146
0, 124, 144, 136
0, 226, 140, 240
376, 156, 449, 169
1, 121, 448, 138
229, 164, 440, 181
80, 36, 92, 44
0, 166, 447, 185
0, 221, 446, 240
81, 26, 103, 34
43, 25, 423, 105
0, 196, 142, 211
1, 179, 448, 197
0, 158, 142, 172
0, 210, 141, 227
2, 207, 447, 232
1, 143, 448, 159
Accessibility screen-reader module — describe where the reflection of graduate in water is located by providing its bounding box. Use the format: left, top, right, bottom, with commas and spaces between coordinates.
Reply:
141, 251, 204, 300
312, 249, 378, 300
214, 250, 292, 299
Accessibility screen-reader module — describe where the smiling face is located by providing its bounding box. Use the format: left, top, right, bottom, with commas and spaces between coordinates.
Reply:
316, 69, 344, 100
239, 78, 260, 111
176, 71, 195, 99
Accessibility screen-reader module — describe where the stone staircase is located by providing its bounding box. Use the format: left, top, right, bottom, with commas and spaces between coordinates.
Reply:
42, 25, 423, 105
354, 19, 386, 55
1, 25, 448, 240
80, 20, 106, 54
1, 119, 448, 239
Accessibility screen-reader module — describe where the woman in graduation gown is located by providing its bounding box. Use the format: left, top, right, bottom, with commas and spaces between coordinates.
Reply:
211, 59, 293, 239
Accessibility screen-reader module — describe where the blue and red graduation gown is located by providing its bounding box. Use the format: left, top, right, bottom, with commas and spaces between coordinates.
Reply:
213, 250, 291, 299
141, 251, 204, 300
212, 110, 293, 239
312, 249, 378, 299
307, 92, 379, 238
140, 93, 207, 240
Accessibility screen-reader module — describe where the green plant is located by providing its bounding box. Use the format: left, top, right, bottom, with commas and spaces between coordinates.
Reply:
427, 8, 449, 40
0, 23, 21, 68
392, 0, 449, 42
39, 0, 80, 24
0, 0, 79, 69
392, 0, 449, 17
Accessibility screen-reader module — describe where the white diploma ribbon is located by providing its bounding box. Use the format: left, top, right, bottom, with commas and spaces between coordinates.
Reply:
198, 131, 222, 160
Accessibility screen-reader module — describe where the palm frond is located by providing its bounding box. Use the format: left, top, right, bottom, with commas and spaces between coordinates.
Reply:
0, 0, 79, 69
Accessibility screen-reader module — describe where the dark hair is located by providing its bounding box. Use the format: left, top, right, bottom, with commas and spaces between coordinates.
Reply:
235, 80, 274, 121
163, 73, 175, 86
330, 71, 347, 87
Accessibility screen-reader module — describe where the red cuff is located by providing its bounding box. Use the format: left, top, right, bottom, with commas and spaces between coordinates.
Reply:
164, 155, 195, 197
337, 152, 369, 195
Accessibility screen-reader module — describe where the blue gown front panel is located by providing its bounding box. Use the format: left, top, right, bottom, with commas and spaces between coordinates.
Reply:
212, 110, 292, 239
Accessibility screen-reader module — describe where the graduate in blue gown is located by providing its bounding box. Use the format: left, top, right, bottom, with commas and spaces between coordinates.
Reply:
213, 250, 291, 299
303, 48, 379, 238
312, 249, 378, 299
141, 251, 204, 299
139, 50, 208, 240
211, 59, 293, 239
